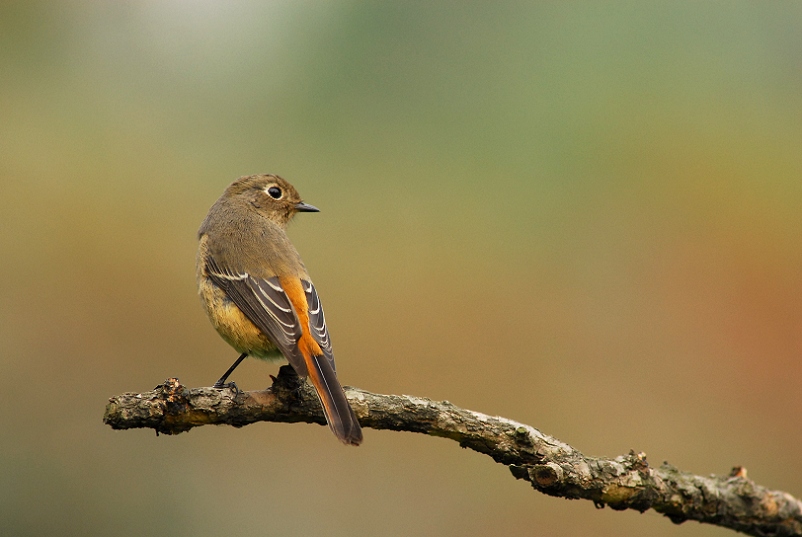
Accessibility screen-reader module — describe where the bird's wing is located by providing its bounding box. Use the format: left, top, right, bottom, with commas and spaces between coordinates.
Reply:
206, 256, 308, 377
208, 257, 360, 444
301, 279, 336, 372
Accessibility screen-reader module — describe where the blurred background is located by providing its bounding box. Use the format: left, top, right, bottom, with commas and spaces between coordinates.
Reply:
1, 2, 800, 536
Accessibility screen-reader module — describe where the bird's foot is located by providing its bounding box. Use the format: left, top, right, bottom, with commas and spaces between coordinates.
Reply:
212, 380, 241, 396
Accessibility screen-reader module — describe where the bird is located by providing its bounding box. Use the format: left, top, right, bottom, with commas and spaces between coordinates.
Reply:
196, 174, 363, 446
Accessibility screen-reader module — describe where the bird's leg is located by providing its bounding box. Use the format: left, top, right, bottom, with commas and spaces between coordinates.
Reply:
213, 352, 248, 392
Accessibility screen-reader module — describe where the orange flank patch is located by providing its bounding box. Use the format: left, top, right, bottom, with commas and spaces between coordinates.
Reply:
278, 276, 323, 358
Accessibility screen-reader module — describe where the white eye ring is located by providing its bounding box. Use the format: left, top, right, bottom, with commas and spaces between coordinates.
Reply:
265, 185, 283, 200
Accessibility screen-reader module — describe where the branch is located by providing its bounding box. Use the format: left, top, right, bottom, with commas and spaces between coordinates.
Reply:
104, 366, 801, 537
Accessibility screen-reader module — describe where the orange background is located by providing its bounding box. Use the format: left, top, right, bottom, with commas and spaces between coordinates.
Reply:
1, 3, 800, 536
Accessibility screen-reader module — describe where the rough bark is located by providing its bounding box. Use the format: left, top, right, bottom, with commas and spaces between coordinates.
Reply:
104, 366, 802, 537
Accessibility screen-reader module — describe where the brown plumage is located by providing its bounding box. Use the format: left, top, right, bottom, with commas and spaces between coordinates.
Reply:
196, 174, 363, 446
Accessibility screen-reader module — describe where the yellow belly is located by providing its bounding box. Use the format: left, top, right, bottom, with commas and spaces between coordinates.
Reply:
201, 284, 282, 360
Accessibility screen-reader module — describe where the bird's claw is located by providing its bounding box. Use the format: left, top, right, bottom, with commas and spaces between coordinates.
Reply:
213, 381, 241, 397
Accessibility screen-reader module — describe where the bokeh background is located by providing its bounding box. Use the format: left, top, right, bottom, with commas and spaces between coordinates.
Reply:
1, 2, 801, 536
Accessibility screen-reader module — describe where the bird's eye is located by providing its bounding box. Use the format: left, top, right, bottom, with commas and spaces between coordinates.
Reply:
267, 186, 282, 199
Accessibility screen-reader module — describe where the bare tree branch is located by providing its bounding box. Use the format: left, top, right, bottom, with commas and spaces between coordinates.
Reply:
104, 366, 802, 537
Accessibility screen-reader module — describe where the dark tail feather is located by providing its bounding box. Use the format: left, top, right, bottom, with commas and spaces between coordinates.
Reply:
307, 354, 363, 446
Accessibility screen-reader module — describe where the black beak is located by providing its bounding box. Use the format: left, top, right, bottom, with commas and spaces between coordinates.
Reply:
295, 201, 320, 213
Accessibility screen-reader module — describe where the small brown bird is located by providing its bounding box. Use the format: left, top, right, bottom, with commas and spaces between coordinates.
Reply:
196, 174, 363, 446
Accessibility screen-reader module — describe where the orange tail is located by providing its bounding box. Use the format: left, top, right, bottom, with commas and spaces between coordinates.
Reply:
303, 350, 363, 446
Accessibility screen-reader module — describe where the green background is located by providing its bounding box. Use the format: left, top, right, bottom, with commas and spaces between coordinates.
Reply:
1, 2, 800, 536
